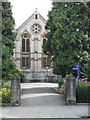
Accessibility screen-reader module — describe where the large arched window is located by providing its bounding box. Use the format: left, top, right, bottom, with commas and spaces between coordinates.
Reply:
21, 31, 30, 68
22, 33, 30, 52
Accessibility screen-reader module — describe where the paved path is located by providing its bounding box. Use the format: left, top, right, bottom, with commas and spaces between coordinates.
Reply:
21, 83, 65, 106
1, 83, 89, 119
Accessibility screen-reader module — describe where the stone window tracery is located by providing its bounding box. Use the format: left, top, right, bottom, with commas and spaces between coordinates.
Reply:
21, 32, 30, 68
22, 33, 30, 52
32, 24, 41, 34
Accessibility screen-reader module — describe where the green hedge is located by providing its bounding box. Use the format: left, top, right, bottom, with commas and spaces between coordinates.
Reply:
76, 80, 90, 103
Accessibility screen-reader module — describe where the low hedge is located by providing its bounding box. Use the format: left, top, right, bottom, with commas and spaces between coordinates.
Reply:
76, 80, 90, 103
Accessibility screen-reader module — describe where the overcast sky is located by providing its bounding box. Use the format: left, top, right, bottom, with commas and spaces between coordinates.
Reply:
8, 0, 52, 29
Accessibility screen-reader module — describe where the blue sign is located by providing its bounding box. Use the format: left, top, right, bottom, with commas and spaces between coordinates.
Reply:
72, 63, 80, 85
72, 67, 78, 70
76, 65, 79, 68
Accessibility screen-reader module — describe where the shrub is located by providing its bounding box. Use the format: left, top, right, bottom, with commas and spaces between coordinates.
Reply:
2, 80, 11, 88
76, 80, 90, 103
58, 79, 64, 87
0, 81, 11, 103
59, 84, 66, 95
0, 87, 11, 103
3, 66, 24, 83
7, 67, 24, 82
58, 79, 66, 95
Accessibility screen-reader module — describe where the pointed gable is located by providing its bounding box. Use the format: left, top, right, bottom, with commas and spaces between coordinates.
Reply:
17, 9, 46, 32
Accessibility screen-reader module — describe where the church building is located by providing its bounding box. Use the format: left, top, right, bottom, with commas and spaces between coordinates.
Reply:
13, 9, 53, 82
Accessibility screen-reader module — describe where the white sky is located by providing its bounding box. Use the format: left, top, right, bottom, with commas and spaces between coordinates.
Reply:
9, 0, 52, 29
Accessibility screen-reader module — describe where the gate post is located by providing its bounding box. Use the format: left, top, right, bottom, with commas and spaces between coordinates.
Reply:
11, 73, 21, 106
66, 74, 76, 105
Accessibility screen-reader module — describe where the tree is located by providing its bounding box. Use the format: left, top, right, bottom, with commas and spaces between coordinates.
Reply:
44, 2, 90, 77
2, 2, 17, 79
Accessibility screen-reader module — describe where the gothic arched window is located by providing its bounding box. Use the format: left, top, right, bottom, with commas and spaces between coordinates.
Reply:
22, 33, 30, 52
21, 32, 30, 68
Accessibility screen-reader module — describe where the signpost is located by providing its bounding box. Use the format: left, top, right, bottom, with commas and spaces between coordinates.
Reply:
72, 63, 80, 85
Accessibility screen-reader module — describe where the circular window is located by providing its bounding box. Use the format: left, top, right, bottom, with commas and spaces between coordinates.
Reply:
31, 24, 41, 34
